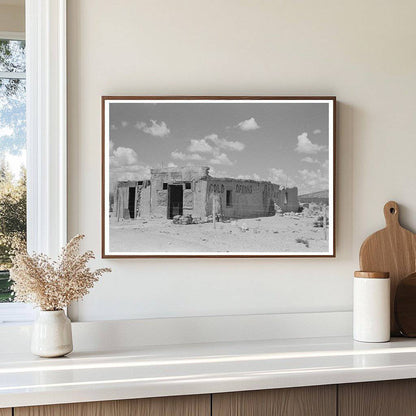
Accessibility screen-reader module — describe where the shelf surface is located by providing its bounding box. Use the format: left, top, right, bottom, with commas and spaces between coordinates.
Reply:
2, 336, 416, 408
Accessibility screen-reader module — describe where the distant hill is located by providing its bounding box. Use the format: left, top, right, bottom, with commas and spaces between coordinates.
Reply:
299, 190, 329, 204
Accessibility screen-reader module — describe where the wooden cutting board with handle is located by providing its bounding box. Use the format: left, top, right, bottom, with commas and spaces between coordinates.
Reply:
359, 201, 416, 335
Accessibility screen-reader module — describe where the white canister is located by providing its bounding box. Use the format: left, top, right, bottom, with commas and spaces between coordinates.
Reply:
353, 271, 390, 342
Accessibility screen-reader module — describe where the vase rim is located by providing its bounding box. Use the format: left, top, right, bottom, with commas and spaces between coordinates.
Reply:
39, 309, 65, 314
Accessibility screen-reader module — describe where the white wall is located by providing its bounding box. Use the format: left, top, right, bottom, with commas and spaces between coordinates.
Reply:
67, 0, 416, 322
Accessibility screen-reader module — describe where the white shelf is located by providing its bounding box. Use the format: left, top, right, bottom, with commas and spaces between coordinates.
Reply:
2, 336, 416, 408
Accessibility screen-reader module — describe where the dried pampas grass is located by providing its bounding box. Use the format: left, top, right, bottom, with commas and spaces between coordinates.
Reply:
10, 234, 111, 311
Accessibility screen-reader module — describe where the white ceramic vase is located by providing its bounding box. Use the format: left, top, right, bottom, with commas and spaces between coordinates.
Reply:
31, 310, 73, 358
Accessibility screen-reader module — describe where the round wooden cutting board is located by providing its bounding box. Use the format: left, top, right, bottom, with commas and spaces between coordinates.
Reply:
359, 201, 416, 335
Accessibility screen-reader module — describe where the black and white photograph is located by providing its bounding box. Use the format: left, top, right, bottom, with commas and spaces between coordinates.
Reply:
102, 97, 335, 257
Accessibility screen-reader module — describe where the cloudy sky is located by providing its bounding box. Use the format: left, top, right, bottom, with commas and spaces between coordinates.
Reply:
0, 40, 26, 181
109, 101, 331, 195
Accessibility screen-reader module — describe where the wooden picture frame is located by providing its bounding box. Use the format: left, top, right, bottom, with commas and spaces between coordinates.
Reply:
102, 96, 336, 258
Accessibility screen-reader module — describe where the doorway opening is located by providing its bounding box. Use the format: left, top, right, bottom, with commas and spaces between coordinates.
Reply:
128, 187, 136, 218
168, 185, 183, 219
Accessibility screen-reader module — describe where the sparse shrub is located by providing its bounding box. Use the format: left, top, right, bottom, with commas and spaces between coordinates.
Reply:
296, 238, 309, 248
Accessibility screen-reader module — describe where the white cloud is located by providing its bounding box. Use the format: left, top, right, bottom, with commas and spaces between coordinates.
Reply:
109, 144, 150, 189
236, 117, 260, 131
174, 133, 243, 167
208, 167, 228, 178
171, 151, 203, 161
268, 168, 295, 187
313, 129, 322, 135
295, 132, 326, 154
321, 160, 329, 170
135, 122, 146, 130
167, 162, 177, 168
111, 165, 151, 192
121, 121, 128, 128
135, 120, 170, 137
113, 164, 151, 179
188, 138, 213, 153
110, 146, 139, 168
3, 149, 26, 181
110, 124, 117, 131
298, 168, 328, 194
206, 133, 245, 151
301, 156, 320, 164
187, 134, 245, 157
210, 152, 233, 166
0, 126, 13, 137
237, 173, 262, 181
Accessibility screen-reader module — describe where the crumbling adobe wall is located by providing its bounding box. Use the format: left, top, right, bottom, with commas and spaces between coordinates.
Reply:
192, 180, 208, 218
205, 178, 298, 219
114, 181, 139, 220
114, 180, 152, 220
150, 166, 210, 217
149, 173, 168, 217
183, 187, 194, 216
114, 186, 130, 219
137, 182, 151, 217
276, 187, 299, 212
205, 178, 277, 219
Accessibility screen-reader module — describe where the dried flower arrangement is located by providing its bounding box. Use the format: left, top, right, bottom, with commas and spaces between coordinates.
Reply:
10, 235, 111, 311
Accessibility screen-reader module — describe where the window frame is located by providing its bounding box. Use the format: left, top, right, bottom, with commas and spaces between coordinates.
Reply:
0, 31, 25, 41
0, 0, 67, 324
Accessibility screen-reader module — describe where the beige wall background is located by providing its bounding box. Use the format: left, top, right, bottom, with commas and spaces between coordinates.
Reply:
67, 0, 416, 321
0, 3, 24, 33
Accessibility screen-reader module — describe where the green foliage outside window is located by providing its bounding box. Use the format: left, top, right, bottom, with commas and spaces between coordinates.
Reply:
0, 39, 27, 302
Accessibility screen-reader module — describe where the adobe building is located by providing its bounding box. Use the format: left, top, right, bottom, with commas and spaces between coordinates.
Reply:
113, 166, 299, 220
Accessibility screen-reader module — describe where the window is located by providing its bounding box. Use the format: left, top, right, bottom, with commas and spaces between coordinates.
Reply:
162, 182, 168, 190
0, 3, 67, 324
185, 182, 191, 190
0, 38, 26, 305
226, 190, 232, 207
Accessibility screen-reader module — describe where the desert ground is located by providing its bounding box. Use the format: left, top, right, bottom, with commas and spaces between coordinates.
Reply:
109, 211, 329, 254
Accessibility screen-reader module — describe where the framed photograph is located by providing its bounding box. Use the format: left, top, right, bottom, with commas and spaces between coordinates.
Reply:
102, 96, 336, 258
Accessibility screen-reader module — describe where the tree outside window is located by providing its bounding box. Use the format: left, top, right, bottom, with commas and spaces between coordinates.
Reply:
0, 39, 27, 302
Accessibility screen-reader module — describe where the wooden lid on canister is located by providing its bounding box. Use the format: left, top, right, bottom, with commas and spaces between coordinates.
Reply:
354, 271, 390, 279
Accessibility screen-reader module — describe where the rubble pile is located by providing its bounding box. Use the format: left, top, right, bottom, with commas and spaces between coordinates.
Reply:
172, 214, 225, 225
